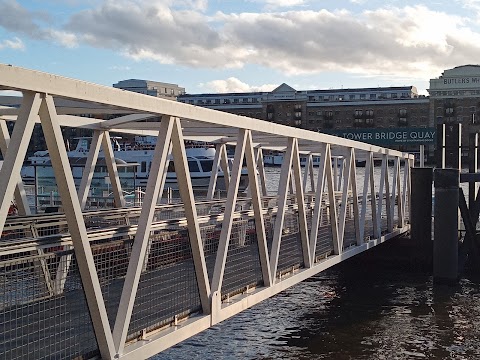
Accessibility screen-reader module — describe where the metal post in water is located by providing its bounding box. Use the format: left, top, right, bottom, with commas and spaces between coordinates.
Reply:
411, 167, 433, 266
419, 145, 425, 168
433, 168, 459, 283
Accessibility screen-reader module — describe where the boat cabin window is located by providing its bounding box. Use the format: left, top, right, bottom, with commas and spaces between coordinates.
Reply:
188, 160, 200, 172
166, 160, 201, 172
200, 160, 214, 172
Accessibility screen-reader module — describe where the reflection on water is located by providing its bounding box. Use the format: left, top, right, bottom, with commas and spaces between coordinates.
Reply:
153, 252, 480, 360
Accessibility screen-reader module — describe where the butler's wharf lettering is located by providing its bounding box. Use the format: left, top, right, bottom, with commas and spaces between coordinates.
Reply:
324, 128, 436, 146
443, 77, 480, 84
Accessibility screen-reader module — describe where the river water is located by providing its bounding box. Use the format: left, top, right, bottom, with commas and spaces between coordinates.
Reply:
153, 166, 480, 359
154, 254, 480, 360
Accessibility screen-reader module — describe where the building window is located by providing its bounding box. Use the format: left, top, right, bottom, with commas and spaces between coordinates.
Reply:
354, 118, 364, 127
391, 93, 398, 99
370, 94, 377, 100
206, 99, 211, 104
243, 98, 248, 103
215, 99, 220, 104
360, 94, 366, 99
294, 104, 302, 110
399, 109, 407, 116
354, 109, 363, 117
398, 117, 408, 126
349, 95, 355, 100
252, 98, 259, 103
308, 96, 316, 101
233, 98, 239, 104
366, 109, 374, 117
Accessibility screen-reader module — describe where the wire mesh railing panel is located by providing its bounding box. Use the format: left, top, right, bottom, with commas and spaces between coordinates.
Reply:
343, 198, 357, 248
0, 249, 98, 360
362, 194, 377, 241
128, 229, 201, 340
1, 221, 35, 241
91, 236, 132, 328
221, 219, 263, 299
315, 204, 334, 260
153, 205, 186, 221
200, 224, 220, 284
276, 210, 303, 277
84, 211, 130, 230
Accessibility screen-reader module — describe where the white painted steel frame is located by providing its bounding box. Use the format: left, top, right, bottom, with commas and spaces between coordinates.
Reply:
0, 65, 415, 360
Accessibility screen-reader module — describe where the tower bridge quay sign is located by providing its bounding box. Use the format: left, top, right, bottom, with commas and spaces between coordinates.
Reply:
324, 128, 436, 146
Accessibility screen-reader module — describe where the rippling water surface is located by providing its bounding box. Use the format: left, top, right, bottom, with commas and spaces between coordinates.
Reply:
153, 252, 480, 360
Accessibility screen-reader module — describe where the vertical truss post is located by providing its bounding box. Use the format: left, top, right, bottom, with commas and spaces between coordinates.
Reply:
207, 143, 223, 199
309, 144, 328, 263
337, 148, 353, 251
244, 131, 271, 286
360, 152, 378, 242
349, 149, 361, 246
303, 153, 315, 194
38, 94, 115, 360
113, 117, 174, 355
0, 92, 40, 236
292, 139, 311, 267
211, 129, 247, 294
333, 157, 339, 191
255, 147, 268, 197
207, 144, 230, 200
0, 119, 31, 215
376, 154, 388, 237
78, 130, 104, 209
170, 118, 211, 312
270, 138, 294, 280
102, 131, 125, 208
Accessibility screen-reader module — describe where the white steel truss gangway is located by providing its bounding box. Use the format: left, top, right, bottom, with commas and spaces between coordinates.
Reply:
0, 64, 413, 360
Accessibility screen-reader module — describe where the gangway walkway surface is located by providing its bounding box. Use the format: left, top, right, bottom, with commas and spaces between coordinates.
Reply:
0, 64, 412, 360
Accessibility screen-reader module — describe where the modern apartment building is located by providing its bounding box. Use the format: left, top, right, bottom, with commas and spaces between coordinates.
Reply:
113, 79, 185, 100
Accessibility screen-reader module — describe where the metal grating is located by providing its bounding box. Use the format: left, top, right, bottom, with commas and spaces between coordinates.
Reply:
221, 219, 263, 299
128, 229, 201, 340
0, 248, 98, 359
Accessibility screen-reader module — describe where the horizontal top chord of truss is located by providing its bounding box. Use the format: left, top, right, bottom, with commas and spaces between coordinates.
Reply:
0, 64, 413, 158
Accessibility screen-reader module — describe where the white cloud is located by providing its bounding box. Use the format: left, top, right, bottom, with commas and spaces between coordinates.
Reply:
200, 77, 277, 93
0, 37, 24, 50
48, 30, 78, 48
259, 0, 306, 9
108, 65, 132, 71
3, 0, 480, 84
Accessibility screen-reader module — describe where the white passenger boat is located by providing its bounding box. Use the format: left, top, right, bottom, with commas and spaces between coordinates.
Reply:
21, 136, 248, 192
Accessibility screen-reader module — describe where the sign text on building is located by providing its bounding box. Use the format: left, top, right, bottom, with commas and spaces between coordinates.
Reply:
323, 127, 435, 146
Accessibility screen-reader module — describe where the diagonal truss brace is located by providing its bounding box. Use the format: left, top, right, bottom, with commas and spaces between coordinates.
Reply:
38, 94, 116, 360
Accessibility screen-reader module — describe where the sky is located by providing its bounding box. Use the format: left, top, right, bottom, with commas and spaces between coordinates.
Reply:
1, 0, 480, 96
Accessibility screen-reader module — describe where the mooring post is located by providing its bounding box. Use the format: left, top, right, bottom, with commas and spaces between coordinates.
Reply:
433, 168, 459, 283
411, 167, 433, 268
